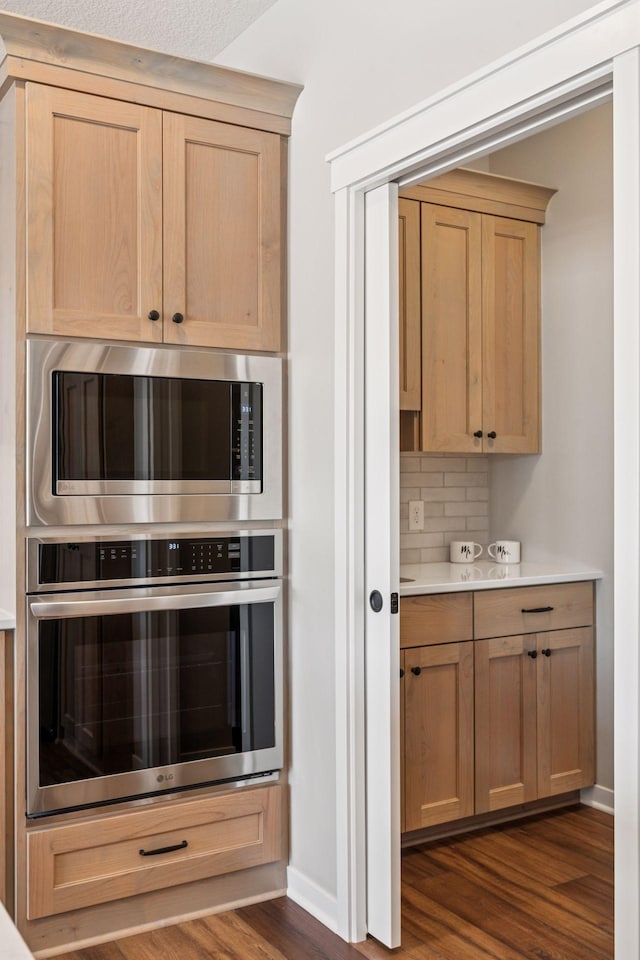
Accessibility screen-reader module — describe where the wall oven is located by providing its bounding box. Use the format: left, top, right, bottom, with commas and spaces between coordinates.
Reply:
26, 531, 283, 817
27, 339, 283, 526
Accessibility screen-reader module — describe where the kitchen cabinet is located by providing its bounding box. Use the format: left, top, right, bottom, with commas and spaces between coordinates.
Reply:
27, 784, 281, 919
0, 13, 301, 951
400, 580, 595, 834
401, 593, 474, 831
26, 84, 283, 352
399, 168, 555, 454
404, 641, 474, 831
475, 626, 594, 813
398, 198, 421, 412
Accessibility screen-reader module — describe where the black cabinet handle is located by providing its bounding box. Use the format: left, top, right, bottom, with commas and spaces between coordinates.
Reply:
521, 606, 554, 614
527, 650, 537, 659
148, 309, 160, 321
411, 666, 422, 676
172, 312, 184, 324
400, 668, 405, 678
139, 839, 188, 857
541, 648, 552, 657
473, 430, 483, 438
487, 431, 497, 439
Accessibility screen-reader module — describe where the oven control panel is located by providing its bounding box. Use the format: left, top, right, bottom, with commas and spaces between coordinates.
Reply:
33, 534, 278, 590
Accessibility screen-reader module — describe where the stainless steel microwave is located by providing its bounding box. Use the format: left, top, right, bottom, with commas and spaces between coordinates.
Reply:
27, 340, 283, 525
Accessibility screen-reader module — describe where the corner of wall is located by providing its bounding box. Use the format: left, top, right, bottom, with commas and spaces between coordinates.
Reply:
286, 866, 339, 933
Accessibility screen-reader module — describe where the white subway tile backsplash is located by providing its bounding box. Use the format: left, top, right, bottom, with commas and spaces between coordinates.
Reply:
444, 472, 487, 487
400, 453, 490, 565
421, 487, 465, 502
444, 501, 489, 517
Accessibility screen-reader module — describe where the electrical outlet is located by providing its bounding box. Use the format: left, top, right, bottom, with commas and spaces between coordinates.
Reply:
409, 500, 424, 531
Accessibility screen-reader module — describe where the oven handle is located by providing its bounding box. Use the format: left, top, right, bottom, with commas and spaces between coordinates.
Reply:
29, 584, 281, 620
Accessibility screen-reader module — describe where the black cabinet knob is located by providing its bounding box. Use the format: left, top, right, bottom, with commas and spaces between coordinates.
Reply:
527, 650, 538, 659
172, 312, 184, 324
400, 668, 405, 678
487, 431, 497, 439
411, 666, 422, 676
148, 309, 160, 321
541, 648, 552, 657
473, 430, 483, 438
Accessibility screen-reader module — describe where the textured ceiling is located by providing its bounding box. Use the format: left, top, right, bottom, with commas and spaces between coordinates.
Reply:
0, 0, 279, 61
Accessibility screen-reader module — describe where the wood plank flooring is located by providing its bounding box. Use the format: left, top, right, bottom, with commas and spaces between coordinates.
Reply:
55, 804, 613, 960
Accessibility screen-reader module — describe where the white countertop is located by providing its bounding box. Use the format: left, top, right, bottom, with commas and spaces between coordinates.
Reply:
0, 904, 33, 960
0, 609, 15, 630
400, 560, 603, 595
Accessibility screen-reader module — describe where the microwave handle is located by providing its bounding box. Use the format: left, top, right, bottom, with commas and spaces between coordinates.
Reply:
30, 584, 280, 620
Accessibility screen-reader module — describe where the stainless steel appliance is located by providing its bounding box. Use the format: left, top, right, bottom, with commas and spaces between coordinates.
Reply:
27, 339, 283, 526
26, 531, 283, 816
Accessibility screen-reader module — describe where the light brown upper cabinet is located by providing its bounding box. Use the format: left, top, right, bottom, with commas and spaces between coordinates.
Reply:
399, 168, 555, 454
398, 198, 421, 411
26, 84, 283, 351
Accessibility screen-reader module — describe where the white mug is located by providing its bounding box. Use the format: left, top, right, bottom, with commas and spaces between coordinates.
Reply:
450, 541, 483, 563
488, 539, 520, 564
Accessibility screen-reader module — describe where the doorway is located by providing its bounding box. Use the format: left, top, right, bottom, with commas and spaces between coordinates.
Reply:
331, 9, 640, 958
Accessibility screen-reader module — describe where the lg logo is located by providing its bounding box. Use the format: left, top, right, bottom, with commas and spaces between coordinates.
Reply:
156, 772, 175, 784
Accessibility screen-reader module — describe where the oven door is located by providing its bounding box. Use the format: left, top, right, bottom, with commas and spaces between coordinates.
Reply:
27, 580, 282, 816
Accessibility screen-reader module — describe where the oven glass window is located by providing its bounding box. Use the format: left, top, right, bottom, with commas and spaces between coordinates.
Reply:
38, 604, 275, 787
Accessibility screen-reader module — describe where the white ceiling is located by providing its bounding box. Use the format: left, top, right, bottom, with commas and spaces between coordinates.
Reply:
0, 0, 278, 61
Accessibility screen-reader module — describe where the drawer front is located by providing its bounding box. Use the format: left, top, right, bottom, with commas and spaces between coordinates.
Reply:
474, 582, 593, 640
27, 784, 281, 919
400, 592, 472, 648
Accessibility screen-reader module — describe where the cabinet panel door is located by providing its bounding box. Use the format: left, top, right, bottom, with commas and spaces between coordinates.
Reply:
398, 199, 421, 411
26, 84, 163, 342
475, 635, 537, 813
404, 642, 474, 830
163, 113, 282, 351
400, 651, 405, 834
537, 627, 595, 796
482, 216, 540, 453
420, 204, 482, 453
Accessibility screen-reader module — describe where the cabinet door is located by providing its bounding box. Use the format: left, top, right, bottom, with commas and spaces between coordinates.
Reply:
475, 635, 537, 813
420, 204, 483, 453
163, 113, 282, 351
404, 641, 473, 830
398, 199, 421, 411
26, 85, 163, 342
482, 216, 540, 453
537, 627, 595, 796
400, 651, 405, 834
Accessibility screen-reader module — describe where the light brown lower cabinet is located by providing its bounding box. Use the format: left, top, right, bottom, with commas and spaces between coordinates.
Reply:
474, 627, 594, 814
401, 584, 595, 835
403, 641, 474, 831
27, 784, 281, 920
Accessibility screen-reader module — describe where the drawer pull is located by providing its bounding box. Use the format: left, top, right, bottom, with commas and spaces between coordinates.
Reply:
139, 840, 188, 857
521, 606, 554, 614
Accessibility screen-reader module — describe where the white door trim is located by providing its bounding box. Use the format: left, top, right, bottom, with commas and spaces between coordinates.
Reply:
331, 1, 640, 955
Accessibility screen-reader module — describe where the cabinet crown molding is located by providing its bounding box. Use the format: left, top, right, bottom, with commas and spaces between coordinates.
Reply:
0, 11, 303, 135
400, 167, 557, 224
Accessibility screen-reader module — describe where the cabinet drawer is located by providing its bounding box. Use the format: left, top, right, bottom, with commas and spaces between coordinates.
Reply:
474, 582, 593, 640
27, 785, 281, 919
400, 593, 472, 647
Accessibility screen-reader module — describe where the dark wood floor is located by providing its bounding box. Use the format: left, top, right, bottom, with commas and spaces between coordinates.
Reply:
58, 804, 613, 960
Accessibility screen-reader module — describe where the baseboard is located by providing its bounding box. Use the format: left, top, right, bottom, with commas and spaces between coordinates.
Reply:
580, 784, 614, 815
286, 866, 338, 933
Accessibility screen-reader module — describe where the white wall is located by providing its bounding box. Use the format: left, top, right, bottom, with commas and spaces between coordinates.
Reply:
487, 104, 614, 792
216, 0, 610, 919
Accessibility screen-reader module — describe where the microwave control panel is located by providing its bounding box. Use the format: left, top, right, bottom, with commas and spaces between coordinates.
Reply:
34, 535, 277, 589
